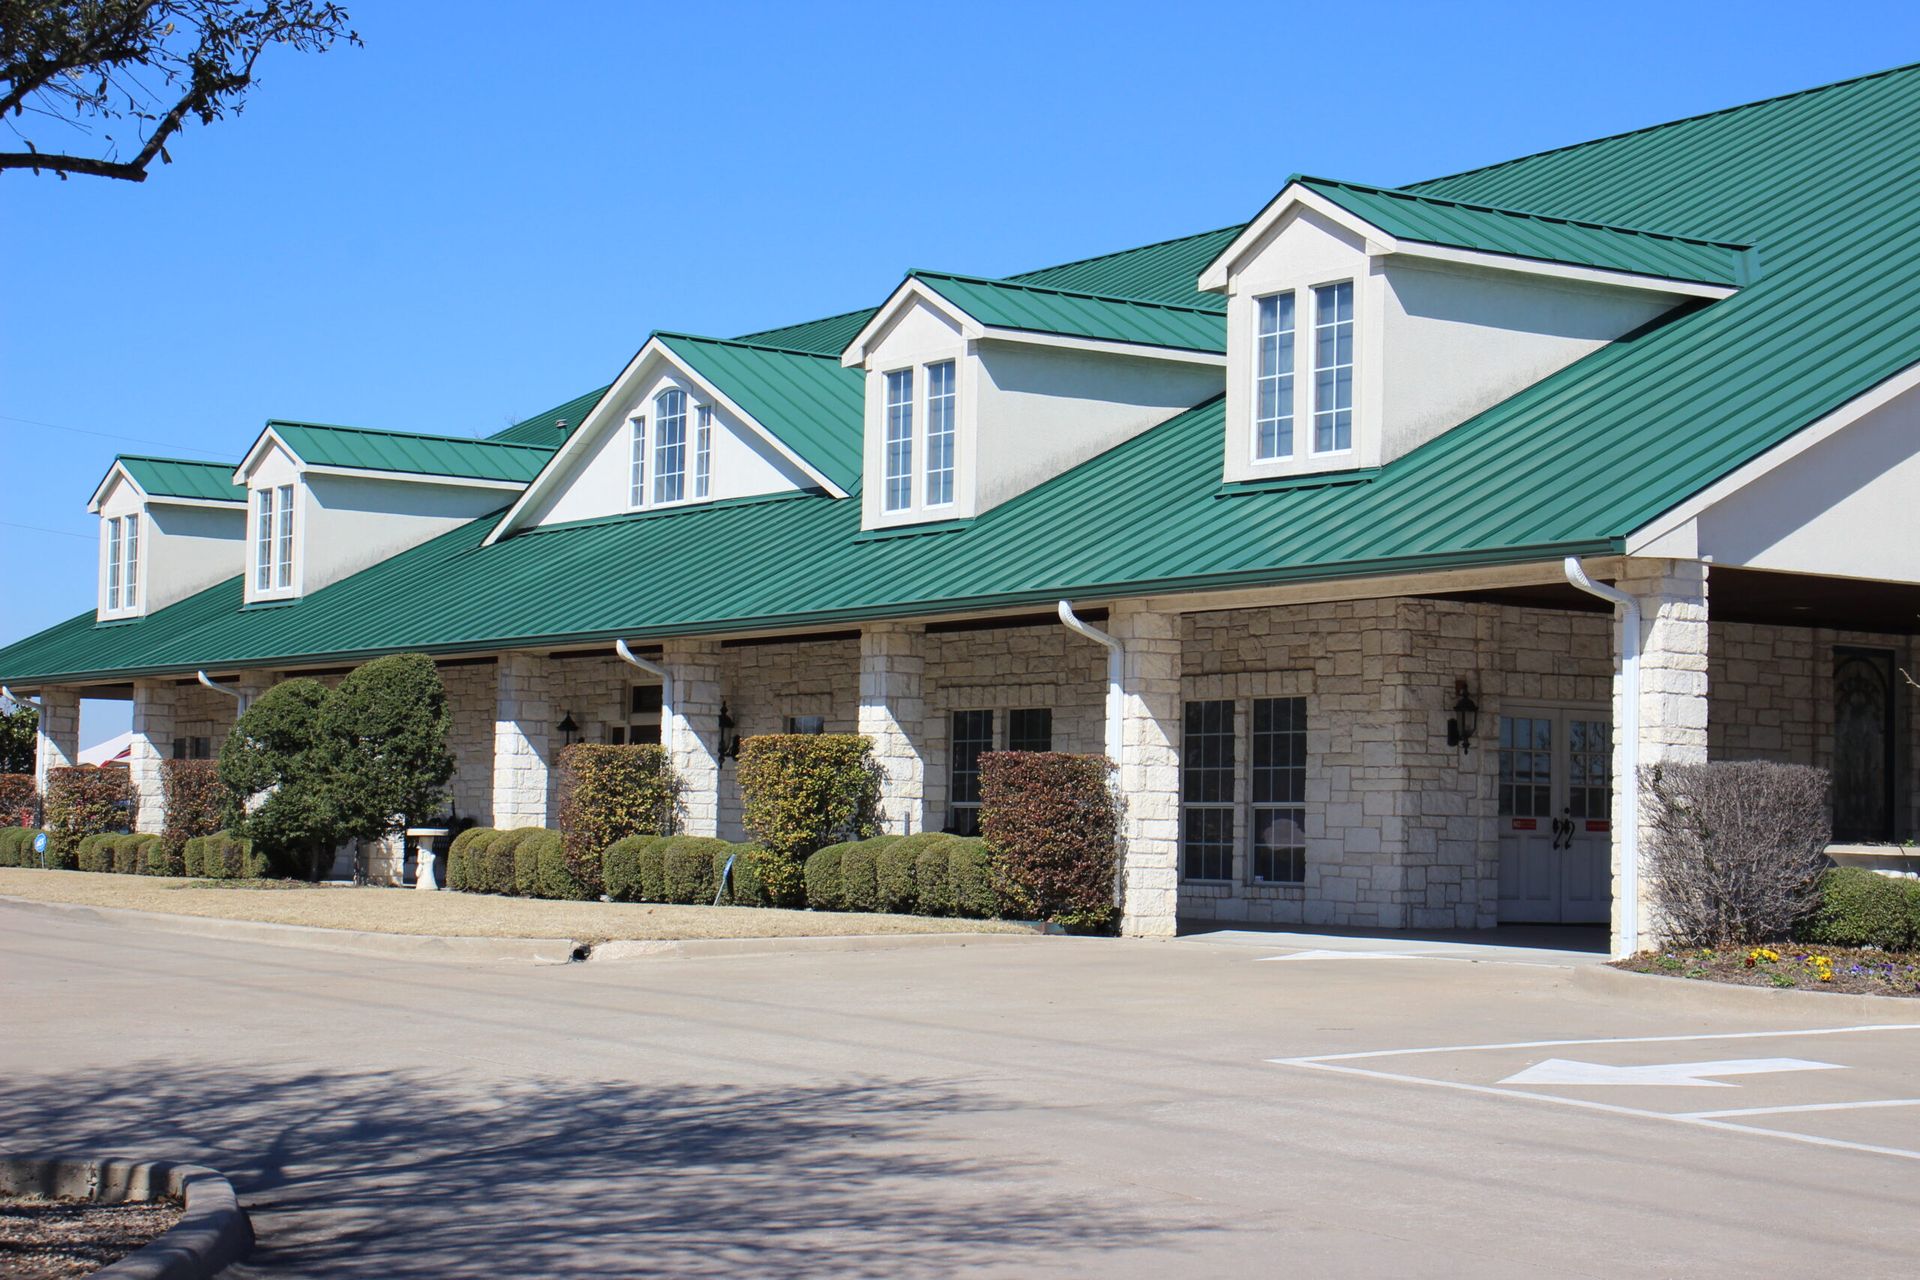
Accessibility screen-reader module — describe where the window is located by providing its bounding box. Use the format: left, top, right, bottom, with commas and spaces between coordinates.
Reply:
171, 736, 212, 760
1312, 281, 1354, 453
1497, 716, 1552, 818
123, 515, 137, 608
694, 404, 713, 499
883, 369, 914, 512
106, 517, 123, 611
1008, 707, 1053, 753
628, 416, 647, 507
784, 714, 827, 735
1181, 700, 1235, 880
924, 360, 956, 506
255, 488, 274, 590
1250, 697, 1306, 883
274, 484, 294, 589
609, 683, 663, 745
948, 710, 994, 836
654, 389, 687, 503
1254, 293, 1296, 460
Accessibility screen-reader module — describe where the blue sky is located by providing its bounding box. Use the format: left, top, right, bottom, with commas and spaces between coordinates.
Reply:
5, 0, 1918, 745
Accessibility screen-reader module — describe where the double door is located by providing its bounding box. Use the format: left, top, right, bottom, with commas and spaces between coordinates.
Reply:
1496, 705, 1612, 925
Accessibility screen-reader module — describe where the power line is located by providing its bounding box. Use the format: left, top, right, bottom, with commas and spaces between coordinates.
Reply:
0, 412, 236, 460
0, 518, 95, 542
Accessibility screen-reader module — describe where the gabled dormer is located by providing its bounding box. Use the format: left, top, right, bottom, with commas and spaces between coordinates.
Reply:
1199, 177, 1755, 484
234, 421, 551, 603
841, 272, 1225, 529
488, 333, 861, 542
88, 456, 248, 620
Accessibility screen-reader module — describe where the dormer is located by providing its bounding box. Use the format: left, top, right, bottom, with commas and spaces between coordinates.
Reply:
87, 457, 248, 620
233, 422, 551, 603
1199, 177, 1755, 484
842, 273, 1226, 530
488, 333, 861, 542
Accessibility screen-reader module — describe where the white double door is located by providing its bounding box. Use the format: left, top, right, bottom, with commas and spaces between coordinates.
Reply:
1496, 705, 1612, 925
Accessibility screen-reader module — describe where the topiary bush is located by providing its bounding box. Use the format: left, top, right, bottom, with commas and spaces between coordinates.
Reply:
719, 843, 773, 908
601, 835, 663, 902
903, 833, 960, 917
111, 832, 157, 874
491, 827, 546, 897
871, 836, 914, 914
75, 832, 114, 873
145, 832, 184, 877
44, 766, 132, 869
445, 827, 498, 892
0, 773, 34, 826
527, 830, 588, 900
979, 752, 1118, 929
662, 836, 728, 904
737, 735, 882, 865
839, 840, 882, 913
557, 744, 678, 900
1796, 867, 1920, 949
949, 837, 999, 918
805, 842, 847, 911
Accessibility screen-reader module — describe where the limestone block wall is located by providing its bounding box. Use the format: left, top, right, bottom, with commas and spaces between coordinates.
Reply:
440, 660, 497, 824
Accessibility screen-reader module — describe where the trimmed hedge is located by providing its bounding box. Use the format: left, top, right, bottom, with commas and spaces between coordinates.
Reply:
145, 833, 185, 877
602, 835, 666, 902
839, 839, 882, 913
192, 832, 261, 879
0, 827, 38, 866
949, 837, 997, 918
805, 842, 846, 912
44, 766, 131, 869
905, 833, 958, 918
872, 836, 914, 914
556, 744, 677, 899
0, 773, 33, 825
802, 833, 1000, 919
1797, 868, 1920, 950
446, 827, 500, 892
526, 830, 584, 900
662, 836, 730, 904
978, 752, 1118, 929
111, 832, 157, 875
720, 843, 774, 908
737, 734, 882, 862
158, 759, 224, 880
75, 833, 115, 873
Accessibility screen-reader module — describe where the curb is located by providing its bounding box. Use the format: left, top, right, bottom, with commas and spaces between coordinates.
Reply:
587, 929, 1048, 963
1573, 961, 1920, 1018
1, 1154, 253, 1279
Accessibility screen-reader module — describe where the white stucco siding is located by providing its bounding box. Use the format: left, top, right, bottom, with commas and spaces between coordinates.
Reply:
143, 504, 246, 610
860, 298, 969, 527
525, 365, 818, 530
299, 474, 507, 596
1633, 378, 1920, 582
95, 476, 144, 617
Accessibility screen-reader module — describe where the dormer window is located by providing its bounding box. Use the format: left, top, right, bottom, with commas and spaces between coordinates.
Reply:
883, 369, 914, 512
694, 404, 714, 499
653, 389, 688, 502
104, 514, 138, 613
924, 360, 956, 506
1254, 293, 1296, 460
254, 484, 294, 594
1248, 281, 1356, 465
880, 360, 957, 517
1312, 281, 1354, 454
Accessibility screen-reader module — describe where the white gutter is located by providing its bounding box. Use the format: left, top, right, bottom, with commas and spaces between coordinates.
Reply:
196, 671, 248, 718
1563, 557, 1640, 957
614, 639, 671, 728
0, 686, 38, 710
1057, 600, 1123, 769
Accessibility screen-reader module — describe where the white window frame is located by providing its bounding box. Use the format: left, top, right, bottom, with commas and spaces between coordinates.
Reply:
628, 415, 647, 508
694, 404, 714, 499
1310, 280, 1355, 457
653, 389, 688, 504
255, 488, 275, 591
105, 516, 123, 612
923, 359, 957, 508
1252, 291, 1297, 462
122, 512, 138, 609
274, 483, 295, 590
883, 368, 915, 512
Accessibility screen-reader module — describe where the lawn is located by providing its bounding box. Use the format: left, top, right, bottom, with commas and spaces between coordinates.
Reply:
0, 868, 1037, 943
1615, 944, 1920, 997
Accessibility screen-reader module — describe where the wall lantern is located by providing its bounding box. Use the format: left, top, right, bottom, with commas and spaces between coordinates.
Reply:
718, 700, 741, 763
556, 711, 580, 747
1446, 680, 1478, 753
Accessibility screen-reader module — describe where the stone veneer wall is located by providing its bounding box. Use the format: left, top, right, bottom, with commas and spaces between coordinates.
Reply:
717, 639, 860, 839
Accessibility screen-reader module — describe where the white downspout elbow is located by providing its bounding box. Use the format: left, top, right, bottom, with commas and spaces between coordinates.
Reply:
196, 671, 248, 718
614, 640, 672, 733
1057, 600, 1124, 770
1563, 557, 1641, 958
1, 686, 38, 709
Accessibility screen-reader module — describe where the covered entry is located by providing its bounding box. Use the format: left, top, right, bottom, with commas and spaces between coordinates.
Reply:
1496, 704, 1611, 924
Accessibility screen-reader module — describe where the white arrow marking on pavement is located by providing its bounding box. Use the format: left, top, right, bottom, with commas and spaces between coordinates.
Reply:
1500, 1057, 1846, 1088
1256, 950, 1435, 962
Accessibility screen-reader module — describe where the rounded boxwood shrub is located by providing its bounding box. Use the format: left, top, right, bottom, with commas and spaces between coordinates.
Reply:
805, 843, 847, 911
147, 836, 185, 877
838, 840, 884, 913
897, 833, 961, 917
446, 827, 499, 892
474, 828, 534, 895
601, 834, 666, 902
949, 837, 998, 918
181, 834, 206, 878
1797, 867, 1919, 949
528, 831, 588, 900
870, 836, 915, 914
113, 832, 158, 875
196, 831, 260, 879
662, 836, 728, 904
75, 833, 114, 873
0, 827, 34, 866
718, 842, 773, 908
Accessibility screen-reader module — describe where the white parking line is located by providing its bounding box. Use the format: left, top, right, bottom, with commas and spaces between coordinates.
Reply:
1681, 1097, 1920, 1120
1271, 1024, 1920, 1164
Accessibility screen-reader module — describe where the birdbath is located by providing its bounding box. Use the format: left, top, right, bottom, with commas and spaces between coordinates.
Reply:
405, 827, 450, 890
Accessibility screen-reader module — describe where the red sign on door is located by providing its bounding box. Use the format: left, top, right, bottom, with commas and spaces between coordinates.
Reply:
1585, 820, 1611, 833
1511, 818, 1537, 831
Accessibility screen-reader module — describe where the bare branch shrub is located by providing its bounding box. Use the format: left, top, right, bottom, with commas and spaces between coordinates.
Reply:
1642, 760, 1831, 946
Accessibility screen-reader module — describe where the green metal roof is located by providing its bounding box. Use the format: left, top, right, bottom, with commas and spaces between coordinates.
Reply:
654, 333, 865, 493
488, 386, 609, 446
11, 62, 1920, 685
1295, 176, 1756, 286
733, 307, 878, 356
267, 421, 555, 484
911, 272, 1225, 355
1007, 225, 1237, 308
110, 456, 246, 504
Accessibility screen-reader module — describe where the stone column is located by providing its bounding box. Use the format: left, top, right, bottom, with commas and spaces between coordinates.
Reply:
660, 639, 724, 837
1613, 558, 1710, 955
33, 687, 80, 796
129, 679, 178, 834
858, 624, 927, 836
493, 652, 553, 829
1108, 602, 1183, 937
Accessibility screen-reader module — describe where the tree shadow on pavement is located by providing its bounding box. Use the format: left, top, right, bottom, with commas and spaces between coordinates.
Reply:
0, 1064, 1182, 1278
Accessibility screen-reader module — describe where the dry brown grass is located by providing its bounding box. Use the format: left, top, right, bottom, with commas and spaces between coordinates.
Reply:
0, 868, 1034, 942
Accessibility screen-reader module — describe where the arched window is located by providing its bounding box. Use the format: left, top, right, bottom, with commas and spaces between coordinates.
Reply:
653, 389, 688, 503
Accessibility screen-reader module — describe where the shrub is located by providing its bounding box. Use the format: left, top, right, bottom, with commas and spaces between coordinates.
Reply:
446, 827, 500, 892
805, 843, 846, 911
0, 773, 34, 825
146, 835, 184, 877
750, 846, 806, 909
182, 834, 207, 877
872, 836, 915, 914
160, 760, 224, 877
220, 678, 334, 877
602, 835, 666, 902
979, 752, 1119, 928
949, 838, 999, 918
737, 735, 882, 862
662, 836, 729, 904
719, 843, 774, 908
76, 832, 114, 873
839, 840, 882, 913
900, 833, 961, 917
474, 828, 540, 896
526, 830, 587, 900
112, 832, 157, 875
557, 744, 677, 899
1642, 761, 1831, 945
489, 827, 548, 897
195, 831, 260, 879
319, 653, 456, 844
1796, 868, 1920, 949
44, 766, 132, 868
0, 827, 30, 865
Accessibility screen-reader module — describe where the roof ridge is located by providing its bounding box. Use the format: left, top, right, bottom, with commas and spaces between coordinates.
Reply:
1408, 59, 1920, 191
1301, 175, 1753, 249
116, 453, 235, 467
654, 330, 848, 360
731, 304, 878, 344
269, 419, 556, 452
1003, 223, 1243, 281
912, 269, 1226, 315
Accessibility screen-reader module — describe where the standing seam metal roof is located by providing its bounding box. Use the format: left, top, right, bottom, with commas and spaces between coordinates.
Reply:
110, 456, 247, 504
911, 272, 1226, 354
268, 421, 555, 483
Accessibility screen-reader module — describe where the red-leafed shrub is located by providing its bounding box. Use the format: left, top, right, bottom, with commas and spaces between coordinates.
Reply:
157, 758, 224, 876
556, 744, 678, 900
43, 766, 134, 869
979, 752, 1118, 931
0, 774, 34, 826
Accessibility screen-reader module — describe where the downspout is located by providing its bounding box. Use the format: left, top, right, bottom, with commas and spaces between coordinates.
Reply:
0, 686, 37, 710
1563, 557, 1640, 957
614, 639, 672, 728
196, 671, 248, 718
1057, 601, 1123, 770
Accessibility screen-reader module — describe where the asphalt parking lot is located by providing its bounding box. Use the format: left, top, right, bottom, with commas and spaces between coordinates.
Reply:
3, 901, 1916, 1277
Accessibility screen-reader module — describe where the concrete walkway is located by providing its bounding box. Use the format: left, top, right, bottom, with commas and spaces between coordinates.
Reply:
1178, 921, 1611, 966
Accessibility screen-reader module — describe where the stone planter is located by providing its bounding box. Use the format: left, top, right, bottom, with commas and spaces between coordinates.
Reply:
1826, 843, 1920, 879
0, 1154, 253, 1278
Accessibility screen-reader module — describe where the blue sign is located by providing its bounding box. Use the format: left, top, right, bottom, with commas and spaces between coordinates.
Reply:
32, 831, 47, 855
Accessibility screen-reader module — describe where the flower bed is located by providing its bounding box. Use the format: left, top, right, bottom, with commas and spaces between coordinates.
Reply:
1615, 945, 1920, 997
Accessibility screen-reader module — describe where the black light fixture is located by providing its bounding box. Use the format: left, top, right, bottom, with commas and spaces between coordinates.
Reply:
556, 711, 580, 746
1446, 680, 1478, 753
718, 700, 741, 763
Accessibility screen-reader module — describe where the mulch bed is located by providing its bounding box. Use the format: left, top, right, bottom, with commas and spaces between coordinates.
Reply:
0, 1196, 181, 1279
1615, 944, 1920, 996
